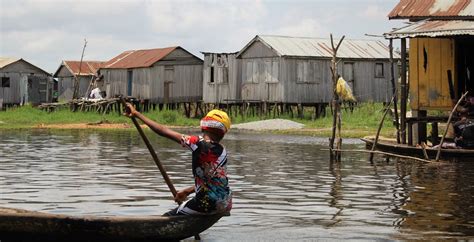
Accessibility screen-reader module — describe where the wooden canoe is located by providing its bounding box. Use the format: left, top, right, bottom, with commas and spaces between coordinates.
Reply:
0, 207, 226, 242
361, 138, 474, 161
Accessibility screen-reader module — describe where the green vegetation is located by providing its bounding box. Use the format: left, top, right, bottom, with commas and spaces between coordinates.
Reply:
0, 103, 397, 138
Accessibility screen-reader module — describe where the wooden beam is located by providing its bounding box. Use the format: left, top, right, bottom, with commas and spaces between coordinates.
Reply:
400, 38, 407, 144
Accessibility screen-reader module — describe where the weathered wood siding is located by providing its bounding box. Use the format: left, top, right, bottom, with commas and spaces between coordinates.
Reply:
202, 53, 242, 103
102, 68, 128, 99
409, 38, 455, 111
101, 48, 203, 103
240, 40, 279, 58
238, 41, 396, 104
56, 66, 94, 100
341, 60, 395, 103
241, 57, 284, 102
0, 60, 52, 105
281, 58, 332, 103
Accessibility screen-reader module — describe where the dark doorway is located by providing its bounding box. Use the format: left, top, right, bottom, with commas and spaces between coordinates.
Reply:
456, 37, 474, 96
127, 70, 133, 96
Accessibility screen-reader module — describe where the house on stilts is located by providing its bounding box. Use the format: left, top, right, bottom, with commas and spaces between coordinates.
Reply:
384, 0, 474, 147
0, 57, 53, 108
99, 46, 203, 111
202, 35, 398, 118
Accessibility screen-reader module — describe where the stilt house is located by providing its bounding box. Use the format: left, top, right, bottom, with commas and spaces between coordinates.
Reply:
235, 35, 399, 105
99, 46, 203, 104
385, 0, 474, 145
53, 60, 104, 101
0, 57, 53, 106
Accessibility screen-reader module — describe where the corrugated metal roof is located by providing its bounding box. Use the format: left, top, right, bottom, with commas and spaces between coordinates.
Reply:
102, 47, 178, 69
385, 19, 474, 38
63, 60, 105, 76
388, 0, 474, 20
0, 57, 20, 69
238, 35, 397, 59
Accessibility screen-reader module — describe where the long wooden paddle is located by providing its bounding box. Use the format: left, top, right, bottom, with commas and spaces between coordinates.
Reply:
120, 98, 178, 199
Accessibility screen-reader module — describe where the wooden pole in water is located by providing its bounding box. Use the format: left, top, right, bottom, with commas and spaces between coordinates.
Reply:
435, 91, 468, 162
389, 39, 400, 144
369, 94, 396, 162
400, 38, 407, 144
329, 34, 345, 161
120, 98, 178, 198
323, 148, 436, 164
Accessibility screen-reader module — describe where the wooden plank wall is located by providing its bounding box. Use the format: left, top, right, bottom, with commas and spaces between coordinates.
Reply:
282, 58, 332, 104
203, 53, 242, 103
101, 48, 203, 103
409, 38, 455, 111
239, 40, 396, 104
0, 61, 51, 104
57, 76, 93, 101
241, 57, 284, 102
239, 57, 394, 104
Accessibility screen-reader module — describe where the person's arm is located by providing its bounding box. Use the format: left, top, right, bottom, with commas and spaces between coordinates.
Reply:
174, 186, 195, 204
124, 103, 182, 144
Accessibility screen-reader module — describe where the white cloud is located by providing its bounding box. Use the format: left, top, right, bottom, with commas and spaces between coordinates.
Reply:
0, 0, 401, 72
359, 4, 386, 19
274, 18, 326, 38
145, 0, 267, 34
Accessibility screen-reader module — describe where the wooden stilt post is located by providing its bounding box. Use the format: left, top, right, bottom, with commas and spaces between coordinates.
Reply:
389, 39, 401, 144
400, 38, 408, 144
370, 94, 396, 162
329, 34, 345, 162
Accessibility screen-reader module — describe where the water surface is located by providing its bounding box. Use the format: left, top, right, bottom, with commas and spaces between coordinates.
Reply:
1, 129, 473, 241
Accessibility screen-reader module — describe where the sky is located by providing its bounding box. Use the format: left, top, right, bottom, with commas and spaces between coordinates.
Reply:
0, 0, 404, 74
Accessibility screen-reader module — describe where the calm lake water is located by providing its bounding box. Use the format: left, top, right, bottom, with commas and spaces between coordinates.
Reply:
1, 129, 474, 241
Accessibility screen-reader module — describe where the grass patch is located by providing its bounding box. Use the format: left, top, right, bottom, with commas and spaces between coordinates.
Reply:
0, 102, 397, 138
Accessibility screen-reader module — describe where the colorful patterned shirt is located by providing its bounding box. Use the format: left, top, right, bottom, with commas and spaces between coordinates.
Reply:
181, 135, 232, 214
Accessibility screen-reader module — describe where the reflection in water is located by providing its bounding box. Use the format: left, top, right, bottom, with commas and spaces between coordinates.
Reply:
0, 129, 473, 240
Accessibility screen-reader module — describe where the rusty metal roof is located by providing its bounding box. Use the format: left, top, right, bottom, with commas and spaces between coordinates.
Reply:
385, 19, 474, 38
388, 0, 474, 20
62, 60, 105, 76
102, 47, 178, 69
238, 35, 397, 59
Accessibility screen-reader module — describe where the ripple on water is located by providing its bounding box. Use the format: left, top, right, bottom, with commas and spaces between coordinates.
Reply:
0, 129, 473, 240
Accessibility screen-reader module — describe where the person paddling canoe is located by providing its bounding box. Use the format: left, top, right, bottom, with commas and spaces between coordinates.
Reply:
124, 104, 232, 216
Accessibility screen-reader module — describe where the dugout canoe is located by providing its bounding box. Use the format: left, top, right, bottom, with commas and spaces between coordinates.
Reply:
361, 138, 474, 161
0, 206, 226, 241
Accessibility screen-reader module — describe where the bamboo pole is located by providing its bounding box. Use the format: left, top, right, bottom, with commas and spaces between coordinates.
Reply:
435, 91, 468, 162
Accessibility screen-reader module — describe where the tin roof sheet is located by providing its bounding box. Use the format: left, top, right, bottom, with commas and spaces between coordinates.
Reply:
388, 0, 474, 20
63, 60, 105, 76
384, 19, 474, 38
102, 47, 178, 69
239, 35, 397, 59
